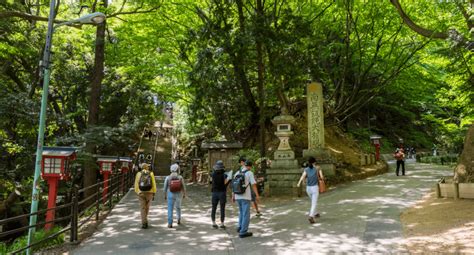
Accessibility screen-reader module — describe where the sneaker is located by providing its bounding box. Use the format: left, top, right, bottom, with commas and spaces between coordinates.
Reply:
219, 224, 226, 229
239, 232, 253, 238
314, 213, 321, 218
141, 223, 147, 229
212, 224, 218, 229
256, 212, 262, 217
177, 219, 181, 225
308, 217, 315, 224
168, 224, 173, 228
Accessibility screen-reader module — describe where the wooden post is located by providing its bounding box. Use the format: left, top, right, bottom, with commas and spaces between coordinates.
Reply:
453, 182, 459, 199
435, 183, 441, 198
95, 180, 101, 221
70, 187, 78, 243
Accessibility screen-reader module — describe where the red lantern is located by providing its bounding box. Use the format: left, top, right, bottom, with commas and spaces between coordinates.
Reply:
41, 147, 77, 230
97, 156, 118, 203
370, 135, 382, 161
118, 157, 132, 193
119, 157, 132, 173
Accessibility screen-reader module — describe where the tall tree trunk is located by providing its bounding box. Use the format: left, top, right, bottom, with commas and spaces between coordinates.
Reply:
84, 0, 107, 196
454, 124, 474, 182
255, 0, 266, 171
234, 0, 259, 126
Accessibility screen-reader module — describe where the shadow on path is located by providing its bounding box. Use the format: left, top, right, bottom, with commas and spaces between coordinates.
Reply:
71, 162, 452, 254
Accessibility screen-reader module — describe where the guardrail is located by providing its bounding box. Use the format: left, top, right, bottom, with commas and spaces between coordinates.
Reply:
0, 171, 135, 254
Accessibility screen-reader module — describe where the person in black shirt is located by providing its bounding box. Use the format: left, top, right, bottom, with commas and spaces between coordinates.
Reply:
210, 160, 232, 229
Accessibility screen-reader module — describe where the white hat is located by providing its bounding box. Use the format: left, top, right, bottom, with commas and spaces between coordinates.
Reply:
170, 163, 180, 172
141, 163, 150, 170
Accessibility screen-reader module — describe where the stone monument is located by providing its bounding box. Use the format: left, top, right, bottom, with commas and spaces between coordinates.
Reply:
265, 107, 302, 196
303, 82, 335, 176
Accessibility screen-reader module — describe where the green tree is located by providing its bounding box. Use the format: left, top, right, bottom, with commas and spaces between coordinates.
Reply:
390, 0, 473, 182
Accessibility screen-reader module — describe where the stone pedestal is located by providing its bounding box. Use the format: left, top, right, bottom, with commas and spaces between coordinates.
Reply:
266, 164, 302, 196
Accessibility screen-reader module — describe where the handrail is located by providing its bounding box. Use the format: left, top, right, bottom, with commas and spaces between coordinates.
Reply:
1, 171, 135, 253
0, 202, 72, 225
11, 225, 71, 254
0, 214, 71, 238
77, 190, 101, 206
78, 199, 99, 218
77, 210, 96, 229
77, 181, 102, 193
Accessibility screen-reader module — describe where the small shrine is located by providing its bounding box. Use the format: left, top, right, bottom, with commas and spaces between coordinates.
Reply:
201, 141, 242, 172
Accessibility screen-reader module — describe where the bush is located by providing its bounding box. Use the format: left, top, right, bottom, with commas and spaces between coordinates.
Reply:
418, 155, 458, 165
3, 226, 64, 253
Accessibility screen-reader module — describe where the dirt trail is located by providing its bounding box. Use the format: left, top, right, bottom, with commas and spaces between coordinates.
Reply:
401, 192, 474, 253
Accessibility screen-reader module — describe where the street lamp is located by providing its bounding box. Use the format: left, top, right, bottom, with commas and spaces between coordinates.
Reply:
56, 12, 106, 27
27, 2, 105, 254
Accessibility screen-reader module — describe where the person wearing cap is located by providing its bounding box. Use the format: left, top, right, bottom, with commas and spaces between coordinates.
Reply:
134, 163, 157, 229
297, 156, 323, 224
239, 157, 263, 217
233, 160, 260, 238
164, 163, 187, 228
210, 160, 232, 229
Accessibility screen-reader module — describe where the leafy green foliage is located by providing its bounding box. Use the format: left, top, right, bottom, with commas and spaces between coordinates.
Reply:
0, 0, 472, 198
0, 226, 64, 254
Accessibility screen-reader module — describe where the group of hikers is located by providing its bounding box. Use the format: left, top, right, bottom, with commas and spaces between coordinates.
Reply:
133, 163, 187, 229
132, 146, 412, 237
133, 156, 324, 238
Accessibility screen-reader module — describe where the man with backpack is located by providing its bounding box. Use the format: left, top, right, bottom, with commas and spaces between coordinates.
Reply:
164, 163, 186, 228
232, 160, 260, 238
134, 163, 157, 229
210, 160, 232, 229
238, 157, 262, 217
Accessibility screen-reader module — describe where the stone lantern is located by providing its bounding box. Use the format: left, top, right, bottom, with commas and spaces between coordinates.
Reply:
41, 146, 77, 230
266, 108, 301, 196
271, 109, 296, 160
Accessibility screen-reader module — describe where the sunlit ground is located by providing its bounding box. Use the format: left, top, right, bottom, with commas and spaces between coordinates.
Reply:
70, 161, 468, 254
401, 190, 474, 254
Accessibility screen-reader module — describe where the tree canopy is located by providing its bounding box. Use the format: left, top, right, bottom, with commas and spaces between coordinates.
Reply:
0, 0, 472, 192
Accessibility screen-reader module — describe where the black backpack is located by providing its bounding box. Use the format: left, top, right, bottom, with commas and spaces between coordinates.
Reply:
139, 171, 152, 191
211, 170, 226, 192
232, 170, 248, 194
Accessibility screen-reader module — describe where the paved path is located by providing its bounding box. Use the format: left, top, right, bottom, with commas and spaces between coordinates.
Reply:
71, 161, 452, 254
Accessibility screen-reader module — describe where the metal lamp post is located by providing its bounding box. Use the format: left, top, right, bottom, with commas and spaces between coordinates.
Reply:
27, 2, 105, 253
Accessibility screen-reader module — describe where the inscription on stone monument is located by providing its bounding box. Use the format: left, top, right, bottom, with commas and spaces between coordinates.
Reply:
307, 82, 325, 150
